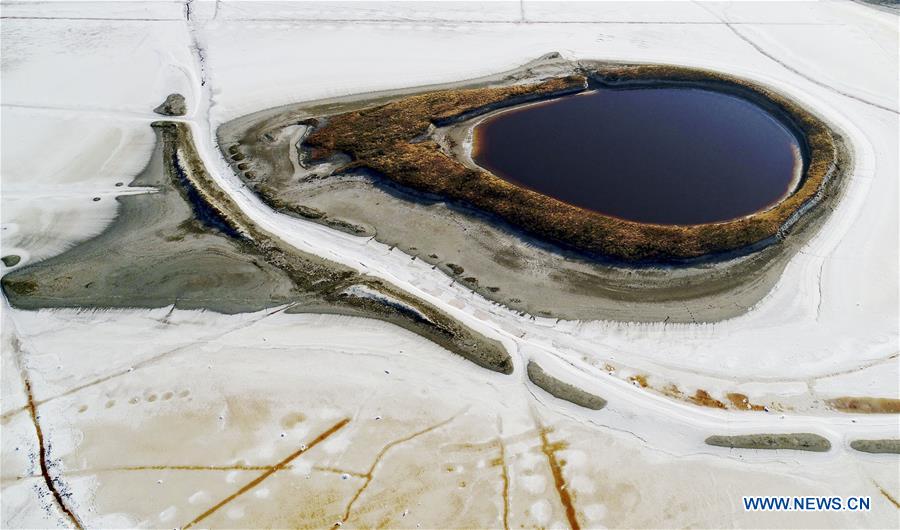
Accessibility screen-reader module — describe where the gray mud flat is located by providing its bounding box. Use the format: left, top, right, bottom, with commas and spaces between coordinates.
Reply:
217, 53, 851, 323
2, 126, 294, 314
705, 433, 831, 452
850, 439, 900, 454
527, 360, 606, 410
1, 121, 511, 375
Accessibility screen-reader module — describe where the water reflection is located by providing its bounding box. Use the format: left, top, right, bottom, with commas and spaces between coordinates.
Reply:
473, 87, 802, 225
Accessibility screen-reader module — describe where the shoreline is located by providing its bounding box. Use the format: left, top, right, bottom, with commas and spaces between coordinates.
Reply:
217, 54, 853, 323
1, 121, 513, 375
298, 59, 842, 264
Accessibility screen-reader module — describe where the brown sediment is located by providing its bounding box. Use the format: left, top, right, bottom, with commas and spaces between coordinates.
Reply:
338, 413, 459, 525
300, 62, 841, 263
3, 278, 37, 296
622, 378, 768, 413
162, 121, 511, 374
689, 389, 727, 409
629, 374, 648, 388
11, 337, 84, 529
153, 93, 186, 116
535, 422, 580, 530
491, 437, 510, 530
527, 361, 606, 410
23, 464, 277, 477
874, 481, 900, 509
726, 393, 766, 411
826, 396, 900, 414
182, 418, 350, 529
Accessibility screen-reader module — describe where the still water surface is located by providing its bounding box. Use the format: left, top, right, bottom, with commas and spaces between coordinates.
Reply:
472, 88, 802, 225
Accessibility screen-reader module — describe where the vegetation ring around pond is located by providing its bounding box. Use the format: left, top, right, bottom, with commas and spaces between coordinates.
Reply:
298, 63, 845, 264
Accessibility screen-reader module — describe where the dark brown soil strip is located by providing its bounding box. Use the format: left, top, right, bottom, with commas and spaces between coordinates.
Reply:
13, 337, 84, 529
536, 420, 579, 530
182, 418, 350, 529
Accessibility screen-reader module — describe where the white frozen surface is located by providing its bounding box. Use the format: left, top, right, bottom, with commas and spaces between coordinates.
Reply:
2, 1, 898, 527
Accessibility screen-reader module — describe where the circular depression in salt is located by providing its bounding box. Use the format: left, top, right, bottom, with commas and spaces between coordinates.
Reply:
472, 87, 804, 225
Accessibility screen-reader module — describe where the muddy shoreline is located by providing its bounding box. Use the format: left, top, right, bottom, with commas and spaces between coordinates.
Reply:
299, 59, 840, 263
1, 121, 511, 374
218, 54, 852, 322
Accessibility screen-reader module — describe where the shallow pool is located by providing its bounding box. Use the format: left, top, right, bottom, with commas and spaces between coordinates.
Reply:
472, 87, 803, 225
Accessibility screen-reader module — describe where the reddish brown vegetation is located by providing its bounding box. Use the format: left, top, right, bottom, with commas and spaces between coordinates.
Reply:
304, 65, 841, 262
826, 396, 900, 414
689, 389, 727, 409
726, 392, 767, 411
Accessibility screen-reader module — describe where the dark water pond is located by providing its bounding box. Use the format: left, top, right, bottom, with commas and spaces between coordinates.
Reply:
472, 87, 803, 225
